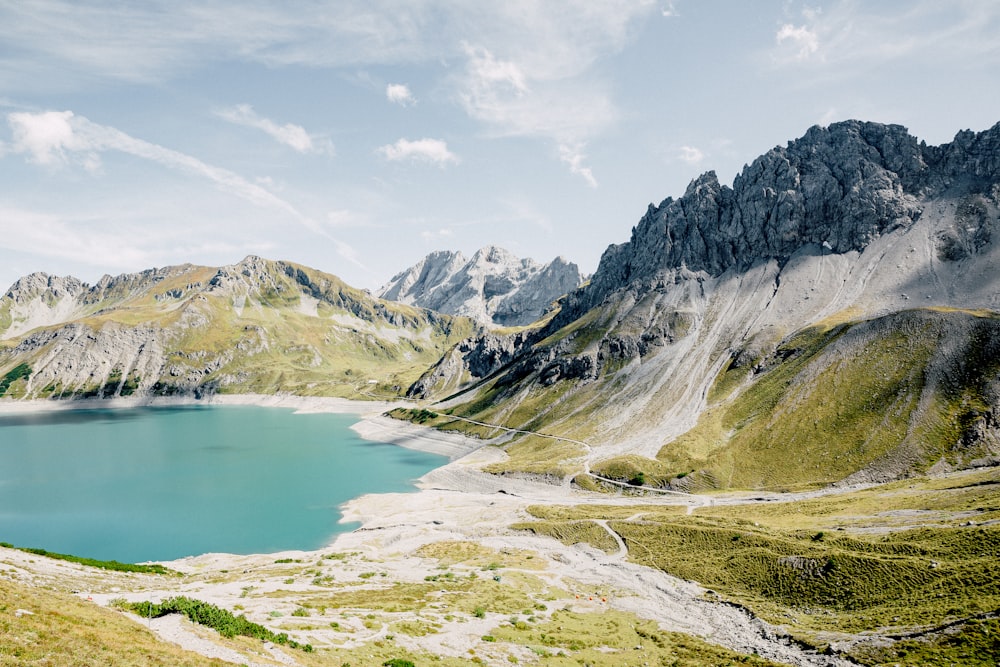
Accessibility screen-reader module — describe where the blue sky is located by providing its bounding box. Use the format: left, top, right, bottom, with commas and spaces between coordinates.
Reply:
1, 1, 998, 292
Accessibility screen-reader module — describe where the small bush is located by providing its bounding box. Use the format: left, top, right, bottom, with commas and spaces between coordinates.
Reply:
117, 597, 312, 651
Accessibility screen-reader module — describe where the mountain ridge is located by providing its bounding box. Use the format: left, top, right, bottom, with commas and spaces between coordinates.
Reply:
0, 256, 478, 400
377, 245, 583, 327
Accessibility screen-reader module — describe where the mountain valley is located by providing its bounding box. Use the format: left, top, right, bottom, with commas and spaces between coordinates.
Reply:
2, 119, 1000, 666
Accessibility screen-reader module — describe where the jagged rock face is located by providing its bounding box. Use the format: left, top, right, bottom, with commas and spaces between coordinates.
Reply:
574, 120, 1000, 320
378, 246, 583, 327
5, 273, 86, 305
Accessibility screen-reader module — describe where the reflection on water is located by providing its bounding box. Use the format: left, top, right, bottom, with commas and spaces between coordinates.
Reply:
0, 405, 207, 428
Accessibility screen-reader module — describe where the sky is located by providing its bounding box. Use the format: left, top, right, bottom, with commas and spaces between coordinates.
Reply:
1, 1, 998, 293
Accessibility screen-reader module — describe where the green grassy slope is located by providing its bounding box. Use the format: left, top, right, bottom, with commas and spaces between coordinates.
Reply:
655, 309, 1000, 490
421, 306, 1000, 488
515, 467, 1000, 665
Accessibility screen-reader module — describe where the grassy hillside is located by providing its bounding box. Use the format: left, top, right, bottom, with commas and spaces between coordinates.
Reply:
0, 578, 231, 666
0, 258, 478, 401
653, 309, 1000, 490
417, 307, 1000, 489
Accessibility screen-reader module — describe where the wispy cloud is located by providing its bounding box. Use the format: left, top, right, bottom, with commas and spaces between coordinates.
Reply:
0, 2, 659, 186
377, 138, 459, 166
770, 1, 1000, 68
0, 203, 279, 283
386, 83, 415, 106
215, 104, 333, 154
775, 23, 819, 61
5, 109, 361, 267
677, 145, 704, 165
559, 145, 597, 188
456, 43, 616, 187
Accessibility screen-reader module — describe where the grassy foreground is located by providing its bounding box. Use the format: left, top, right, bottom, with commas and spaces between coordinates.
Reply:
0, 578, 229, 666
516, 466, 1000, 665
2, 539, 791, 667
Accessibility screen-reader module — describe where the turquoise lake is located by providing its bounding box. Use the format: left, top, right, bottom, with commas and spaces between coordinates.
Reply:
0, 405, 445, 563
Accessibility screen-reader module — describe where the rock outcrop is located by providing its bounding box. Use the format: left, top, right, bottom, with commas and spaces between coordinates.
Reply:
566, 120, 1000, 322
378, 246, 583, 327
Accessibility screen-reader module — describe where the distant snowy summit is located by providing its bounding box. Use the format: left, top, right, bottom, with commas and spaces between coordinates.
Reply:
378, 246, 583, 327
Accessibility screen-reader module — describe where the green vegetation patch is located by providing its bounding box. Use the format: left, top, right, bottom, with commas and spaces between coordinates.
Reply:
590, 454, 686, 487
302, 579, 536, 616
852, 617, 1000, 667
613, 518, 1000, 632
511, 520, 620, 553
482, 434, 585, 477
415, 540, 543, 570
0, 543, 175, 575
519, 470, 1000, 658
0, 363, 31, 396
116, 596, 313, 651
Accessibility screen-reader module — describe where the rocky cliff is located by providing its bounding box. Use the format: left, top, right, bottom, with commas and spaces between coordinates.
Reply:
411, 120, 1000, 488
378, 246, 583, 327
0, 257, 477, 400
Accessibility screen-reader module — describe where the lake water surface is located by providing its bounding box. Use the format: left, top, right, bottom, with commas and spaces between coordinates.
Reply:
0, 405, 445, 563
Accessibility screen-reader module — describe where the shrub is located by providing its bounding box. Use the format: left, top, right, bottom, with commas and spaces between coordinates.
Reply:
0, 363, 31, 396
117, 597, 312, 651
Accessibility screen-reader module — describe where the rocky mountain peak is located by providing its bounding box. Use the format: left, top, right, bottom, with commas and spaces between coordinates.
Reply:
4, 272, 86, 305
378, 247, 583, 327
575, 120, 1000, 317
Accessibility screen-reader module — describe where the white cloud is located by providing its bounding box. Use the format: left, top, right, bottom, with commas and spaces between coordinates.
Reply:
5, 110, 360, 268
215, 104, 333, 155
377, 138, 459, 166
661, 2, 678, 18
678, 145, 704, 165
8, 110, 89, 165
386, 83, 415, 106
775, 23, 819, 61
819, 107, 840, 126
559, 145, 598, 188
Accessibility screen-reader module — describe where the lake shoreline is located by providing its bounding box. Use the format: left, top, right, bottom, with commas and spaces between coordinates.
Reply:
0, 393, 485, 460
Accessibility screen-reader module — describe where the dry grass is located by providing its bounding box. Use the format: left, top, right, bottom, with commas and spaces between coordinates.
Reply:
0, 578, 231, 666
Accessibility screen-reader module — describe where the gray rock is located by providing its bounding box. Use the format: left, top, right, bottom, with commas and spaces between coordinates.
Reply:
567, 120, 1000, 321
378, 246, 583, 327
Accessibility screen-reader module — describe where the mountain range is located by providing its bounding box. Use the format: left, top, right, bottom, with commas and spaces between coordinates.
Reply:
3, 119, 999, 492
